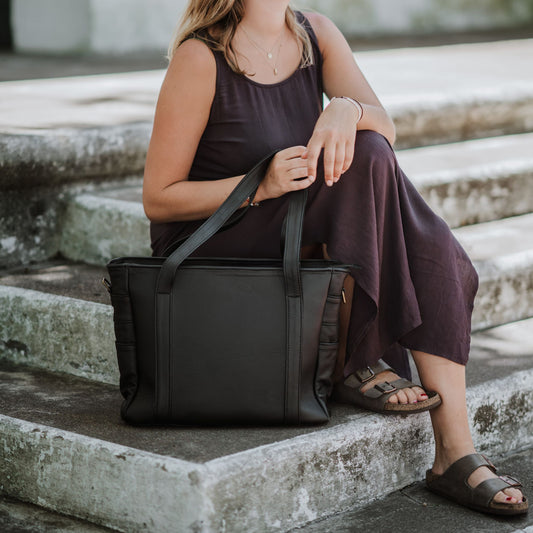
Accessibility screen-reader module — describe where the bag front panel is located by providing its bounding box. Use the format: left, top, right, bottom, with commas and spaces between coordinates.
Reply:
108, 259, 350, 425
168, 267, 288, 423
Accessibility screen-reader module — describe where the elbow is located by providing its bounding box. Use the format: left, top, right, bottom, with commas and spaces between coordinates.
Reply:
142, 191, 167, 224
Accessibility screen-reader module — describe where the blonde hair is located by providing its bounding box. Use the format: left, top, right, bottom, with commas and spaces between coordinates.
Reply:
167, 0, 313, 75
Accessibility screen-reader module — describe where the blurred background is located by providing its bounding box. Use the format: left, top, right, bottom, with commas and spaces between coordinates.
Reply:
1, 0, 533, 79
0, 3, 533, 532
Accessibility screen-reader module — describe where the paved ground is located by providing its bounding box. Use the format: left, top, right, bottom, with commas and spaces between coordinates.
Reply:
0, 496, 111, 532
295, 447, 533, 533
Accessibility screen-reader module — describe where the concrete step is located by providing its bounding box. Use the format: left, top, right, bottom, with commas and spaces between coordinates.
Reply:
58, 132, 533, 266
295, 447, 533, 532
455, 213, 533, 331
1, 39, 532, 184
397, 132, 533, 228
3, 39, 533, 267
0, 315, 532, 532
1, 208, 533, 384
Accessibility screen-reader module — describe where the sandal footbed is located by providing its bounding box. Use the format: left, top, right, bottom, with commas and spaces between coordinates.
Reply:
425, 453, 529, 516
334, 368, 442, 415
333, 385, 442, 415
427, 481, 528, 516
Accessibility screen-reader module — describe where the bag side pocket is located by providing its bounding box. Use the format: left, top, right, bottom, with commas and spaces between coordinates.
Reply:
314, 272, 346, 409
109, 274, 138, 411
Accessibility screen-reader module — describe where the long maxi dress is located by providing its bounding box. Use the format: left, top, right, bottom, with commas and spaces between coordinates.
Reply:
150, 12, 479, 380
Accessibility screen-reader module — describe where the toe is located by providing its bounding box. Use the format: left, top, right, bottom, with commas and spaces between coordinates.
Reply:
395, 390, 409, 404
504, 487, 524, 503
412, 386, 428, 401
402, 387, 418, 404
388, 393, 399, 404
492, 488, 523, 505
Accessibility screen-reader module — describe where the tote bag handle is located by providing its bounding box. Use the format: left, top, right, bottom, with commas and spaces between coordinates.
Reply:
156, 151, 306, 295
155, 151, 308, 422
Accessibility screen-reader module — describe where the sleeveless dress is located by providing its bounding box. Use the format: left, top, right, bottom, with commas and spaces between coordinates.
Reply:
150, 12, 479, 380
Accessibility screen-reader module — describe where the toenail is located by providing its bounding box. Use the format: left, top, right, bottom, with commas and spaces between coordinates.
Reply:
506, 496, 513, 501
421, 394, 428, 398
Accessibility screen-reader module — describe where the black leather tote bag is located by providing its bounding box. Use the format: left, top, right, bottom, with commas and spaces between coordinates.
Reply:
106, 152, 351, 425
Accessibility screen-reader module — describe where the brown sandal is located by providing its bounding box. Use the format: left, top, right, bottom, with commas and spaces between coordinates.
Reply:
426, 453, 528, 515
331, 360, 441, 415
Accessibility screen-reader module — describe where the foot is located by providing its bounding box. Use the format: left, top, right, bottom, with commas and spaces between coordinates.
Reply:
432, 452, 525, 505
360, 369, 428, 405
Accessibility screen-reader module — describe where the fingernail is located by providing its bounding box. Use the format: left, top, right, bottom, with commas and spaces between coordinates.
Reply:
326, 180, 333, 186
309, 175, 315, 181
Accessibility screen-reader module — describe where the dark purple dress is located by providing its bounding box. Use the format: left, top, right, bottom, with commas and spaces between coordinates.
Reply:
150, 13, 479, 379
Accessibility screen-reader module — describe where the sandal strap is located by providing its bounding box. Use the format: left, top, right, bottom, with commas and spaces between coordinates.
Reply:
438, 453, 497, 484
351, 360, 393, 385
363, 381, 397, 399
362, 377, 422, 400
472, 476, 523, 508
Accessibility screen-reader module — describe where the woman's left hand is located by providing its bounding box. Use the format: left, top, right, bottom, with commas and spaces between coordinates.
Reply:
303, 98, 359, 186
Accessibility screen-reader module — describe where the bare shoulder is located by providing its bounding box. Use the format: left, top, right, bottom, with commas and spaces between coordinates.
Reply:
301, 11, 342, 52
165, 37, 216, 85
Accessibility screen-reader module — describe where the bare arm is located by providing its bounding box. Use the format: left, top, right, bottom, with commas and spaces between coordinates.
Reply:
303, 12, 396, 184
143, 38, 314, 223
143, 39, 249, 223
308, 12, 395, 144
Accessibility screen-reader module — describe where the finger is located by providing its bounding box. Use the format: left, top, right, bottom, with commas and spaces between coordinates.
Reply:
281, 145, 307, 160
333, 143, 345, 182
287, 163, 311, 181
305, 138, 323, 182
342, 140, 355, 173
323, 140, 337, 186
291, 175, 315, 191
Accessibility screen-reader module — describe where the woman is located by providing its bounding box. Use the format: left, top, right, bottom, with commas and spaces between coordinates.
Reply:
143, 0, 527, 516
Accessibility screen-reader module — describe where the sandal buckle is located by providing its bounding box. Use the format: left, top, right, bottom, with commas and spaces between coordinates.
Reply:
355, 366, 376, 384
375, 381, 397, 394
499, 475, 520, 487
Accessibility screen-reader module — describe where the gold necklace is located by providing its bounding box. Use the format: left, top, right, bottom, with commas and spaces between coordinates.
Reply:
240, 25, 285, 75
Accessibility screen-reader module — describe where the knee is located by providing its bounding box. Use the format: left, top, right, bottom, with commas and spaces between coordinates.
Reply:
348, 130, 398, 187
353, 130, 397, 169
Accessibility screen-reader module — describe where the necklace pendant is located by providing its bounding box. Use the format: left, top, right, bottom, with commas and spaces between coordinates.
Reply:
267, 52, 273, 59
274, 68, 278, 75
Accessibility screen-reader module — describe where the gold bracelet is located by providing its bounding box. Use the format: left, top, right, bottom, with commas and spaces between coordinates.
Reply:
330, 96, 364, 124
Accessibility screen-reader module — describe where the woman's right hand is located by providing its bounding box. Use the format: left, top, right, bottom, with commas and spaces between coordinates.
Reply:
256, 146, 315, 201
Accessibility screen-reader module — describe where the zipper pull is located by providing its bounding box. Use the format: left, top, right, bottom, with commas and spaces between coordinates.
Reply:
101, 278, 112, 293
341, 287, 347, 304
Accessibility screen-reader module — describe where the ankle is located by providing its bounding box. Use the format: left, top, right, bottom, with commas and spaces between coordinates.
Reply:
432, 442, 476, 474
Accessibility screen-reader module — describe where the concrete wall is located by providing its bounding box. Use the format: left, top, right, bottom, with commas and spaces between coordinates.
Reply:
295, 0, 533, 37
12, 0, 187, 54
11, 0, 533, 55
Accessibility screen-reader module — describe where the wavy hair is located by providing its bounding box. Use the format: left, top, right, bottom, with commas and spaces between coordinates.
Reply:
167, 0, 313, 75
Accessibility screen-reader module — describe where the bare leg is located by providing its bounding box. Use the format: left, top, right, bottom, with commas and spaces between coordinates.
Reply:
325, 242, 424, 403
411, 350, 524, 504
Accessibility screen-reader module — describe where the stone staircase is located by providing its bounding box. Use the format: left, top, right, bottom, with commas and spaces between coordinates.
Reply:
1, 39, 533, 532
